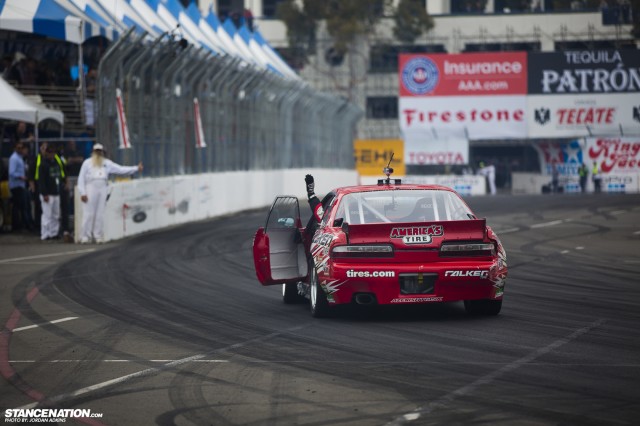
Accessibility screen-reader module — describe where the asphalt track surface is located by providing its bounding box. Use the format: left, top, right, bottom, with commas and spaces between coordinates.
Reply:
1, 193, 640, 425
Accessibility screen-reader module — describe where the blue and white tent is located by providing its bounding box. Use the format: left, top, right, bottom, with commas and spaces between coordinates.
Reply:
94, 0, 160, 37
0, 0, 299, 79
253, 29, 299, 80
222, 18, 258, 65
185, 3, 229, 56
128, 0, 174, 36
238, 25, 271, 69
204, 9, 244, 60
69, 0, 126, 32
150, 0, 217, 54
0, 0, 119, 43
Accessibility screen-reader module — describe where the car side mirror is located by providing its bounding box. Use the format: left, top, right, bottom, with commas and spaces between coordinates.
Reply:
333, 218, 344, 227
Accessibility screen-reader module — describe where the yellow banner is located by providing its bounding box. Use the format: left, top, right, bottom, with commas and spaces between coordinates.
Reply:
354, 139, 405, 176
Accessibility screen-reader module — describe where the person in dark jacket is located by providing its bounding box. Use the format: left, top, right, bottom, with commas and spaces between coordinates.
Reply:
37, 145, 64, 240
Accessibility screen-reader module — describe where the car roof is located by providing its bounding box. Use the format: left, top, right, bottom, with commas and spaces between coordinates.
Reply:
333, 184, 458, 196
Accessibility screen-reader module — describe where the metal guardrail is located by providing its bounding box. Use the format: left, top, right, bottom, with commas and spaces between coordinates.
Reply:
97, 30, 363, 177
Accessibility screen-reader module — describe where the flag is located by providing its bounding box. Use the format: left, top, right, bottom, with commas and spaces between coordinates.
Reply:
194, 97, 207, 148
116, 88, 132, 149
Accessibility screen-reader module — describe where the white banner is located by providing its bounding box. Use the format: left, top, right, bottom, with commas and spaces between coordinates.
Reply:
359, 175, 486, 196
403, 175, 486, 196
399, 95, 526, 140
403, 129, 469, 165
116, 88, 132, 149
528, 93, 640, 138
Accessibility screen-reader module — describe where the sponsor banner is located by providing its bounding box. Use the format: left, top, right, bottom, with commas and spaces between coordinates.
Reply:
528, 93, 640, 138
403, 129, 469, 165
399, 52, 527, 97
585, 137, 640, 174
534, 139, 586, 176
354, 139, 405, 176
528, 50, 640, 94
533, 138, 640, 193
399, 96, 526, 139
601, 173, 640, 193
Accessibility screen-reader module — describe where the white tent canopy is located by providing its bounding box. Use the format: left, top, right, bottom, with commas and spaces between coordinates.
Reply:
0, 77, 64, 124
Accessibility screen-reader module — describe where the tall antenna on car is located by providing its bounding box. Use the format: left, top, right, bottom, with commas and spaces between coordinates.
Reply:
379, 152, 401, 186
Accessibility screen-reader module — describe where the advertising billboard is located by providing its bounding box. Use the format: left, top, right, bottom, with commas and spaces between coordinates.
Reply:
526, 50, 640, 139
528, 50, 640, 95
399, 52, 528, 97
402, 129, 469, 166
398, 50, 640, 140
400, 95, 526, 139
399, 52, 528, 140
354, 139, 405, 176
533, 137, 640, 193
528, 93, 640, 138
585, 136, 640, 174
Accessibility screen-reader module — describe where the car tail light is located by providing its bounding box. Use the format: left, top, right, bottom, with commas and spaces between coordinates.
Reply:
331, 245, 394, 258
440, 242, 495, 257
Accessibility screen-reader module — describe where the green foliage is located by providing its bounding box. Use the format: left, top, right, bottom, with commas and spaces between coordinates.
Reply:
276, 0, 318, 59
393, 0, 434, 43
278, 0, 433, 61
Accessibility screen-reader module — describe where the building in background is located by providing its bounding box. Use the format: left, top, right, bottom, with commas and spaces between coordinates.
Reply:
206, 0, 637, 186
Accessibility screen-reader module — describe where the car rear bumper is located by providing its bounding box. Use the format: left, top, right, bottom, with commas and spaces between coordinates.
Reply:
319, 260, 506, 305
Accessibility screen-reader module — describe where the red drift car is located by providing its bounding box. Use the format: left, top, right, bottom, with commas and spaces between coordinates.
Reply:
253, 180, 507, 318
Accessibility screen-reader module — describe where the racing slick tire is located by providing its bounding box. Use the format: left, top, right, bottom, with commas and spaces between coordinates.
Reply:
464, 299, 502, 316
310, 267, 329, 318
282, 283, 303, 304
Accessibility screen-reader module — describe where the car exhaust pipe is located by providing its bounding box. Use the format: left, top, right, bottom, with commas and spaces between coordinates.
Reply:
354, 293, 376, 305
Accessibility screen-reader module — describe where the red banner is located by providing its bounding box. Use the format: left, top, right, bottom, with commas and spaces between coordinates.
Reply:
586, 137, 640, 174
399, 52, 528, 97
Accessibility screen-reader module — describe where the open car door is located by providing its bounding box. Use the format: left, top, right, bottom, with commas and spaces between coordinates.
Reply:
253, 196, 309, 286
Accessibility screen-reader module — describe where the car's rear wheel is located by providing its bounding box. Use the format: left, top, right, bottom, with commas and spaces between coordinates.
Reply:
310, 267, 329, 318
464, 299, 502, 316
282, 283, 302, 304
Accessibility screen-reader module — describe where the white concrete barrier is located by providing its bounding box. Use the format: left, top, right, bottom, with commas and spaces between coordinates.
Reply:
511, 173, 551, 195
74, 168, 357, 242
512, 172, 640, 194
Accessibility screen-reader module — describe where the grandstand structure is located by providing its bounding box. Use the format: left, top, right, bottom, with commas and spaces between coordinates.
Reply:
0, 0, 362, 177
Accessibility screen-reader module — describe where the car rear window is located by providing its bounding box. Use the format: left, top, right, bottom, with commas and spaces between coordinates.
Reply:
335, 190, 473, 225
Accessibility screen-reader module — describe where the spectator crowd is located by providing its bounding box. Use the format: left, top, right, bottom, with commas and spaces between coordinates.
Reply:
1, 121, 89, 241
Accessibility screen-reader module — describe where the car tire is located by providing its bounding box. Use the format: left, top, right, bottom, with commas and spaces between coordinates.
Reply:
282, 283, 302, 304
464, 299, 502, 316
310, 267, 329, 318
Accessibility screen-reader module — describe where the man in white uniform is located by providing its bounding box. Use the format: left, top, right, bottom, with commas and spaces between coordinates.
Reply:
77, 143, 143, 243
477, 161, 497, 195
